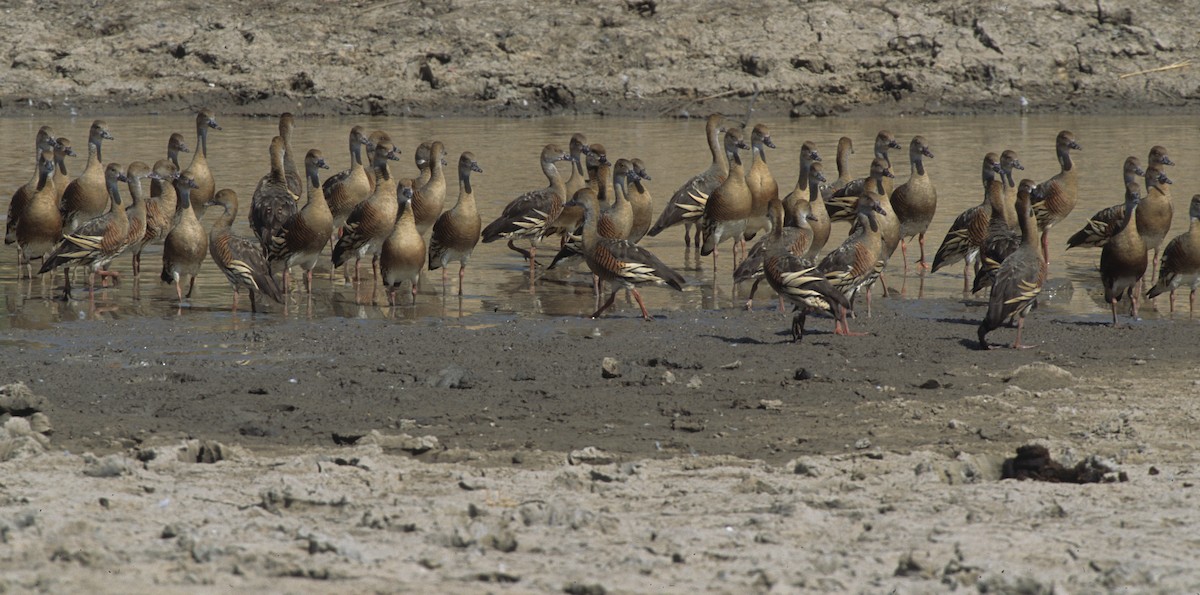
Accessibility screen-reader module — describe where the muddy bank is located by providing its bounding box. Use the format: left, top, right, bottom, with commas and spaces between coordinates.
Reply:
2, 0, 1198, 118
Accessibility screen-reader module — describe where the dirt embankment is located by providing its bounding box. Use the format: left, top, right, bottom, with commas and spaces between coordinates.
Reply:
2, 0, 1197, 118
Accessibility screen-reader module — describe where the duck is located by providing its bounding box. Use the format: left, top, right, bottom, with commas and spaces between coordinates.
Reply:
131, 160, 181, 278
585, 143, 612, 205
699, 127, 752, 270
40, 162, 129, 297
890, 136, 937, 271
183, 109, 221, 218
787, 145, 832, 255
1065, 156, 1148, 250
978, 179, 1046, 349
253, 113, 303, 198
13, 152, 61, 278
817, 194, 887, 332
380, 184, 425, 306
575, 189, 685, 320
205, 189, 283, 312
160, 174, 207, 304
151, 132, 189, 199
1148, 145, 1174, 168
323, 126, 373, 252
331, 138, 403, 284
826, 136, 855, 196
760, 198, 851, 341
826, 157, 895, 223
413, 141, 433, 188
782, 140, 821, 224
1147, 194, 1200, 316
60, 120, 115, 235
546, 158, 640, 272
1135, 160, 1175, 279
428, 152, 484, 295
973, 179, 1043, 295
826, 131, 901, 205
121, 162, 154, 278
735, 164, 827, 310
412, 140, 449, 237
626, 158, 654, 244
479, 143, 573, 278
743, 123, 779, 241
1099, 181, 1147, 326
1031, 130, 1081, 264
5, 126, 58, 250
931, 153, 1005, 293
998, 149, 1024, 221
250, 136, 301, 250
267, 149, 334, 294
564, 133, 591, 198
50, 136, 77, 204
647, 113, 728, 247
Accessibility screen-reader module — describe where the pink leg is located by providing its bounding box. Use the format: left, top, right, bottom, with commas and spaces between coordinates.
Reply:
630, 288, 652, 321
458, 264, 466, 296
591, 290, 619, 318
917, 233, 929, 270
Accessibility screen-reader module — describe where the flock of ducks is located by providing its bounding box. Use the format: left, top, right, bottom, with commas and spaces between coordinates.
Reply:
5, 110, 1200, 349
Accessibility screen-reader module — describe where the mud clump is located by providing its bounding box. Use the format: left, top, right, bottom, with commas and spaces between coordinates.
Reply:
1001, 444, 1127, 483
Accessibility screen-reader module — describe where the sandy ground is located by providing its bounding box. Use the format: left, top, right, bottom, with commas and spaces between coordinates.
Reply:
3, 298, 1200, 592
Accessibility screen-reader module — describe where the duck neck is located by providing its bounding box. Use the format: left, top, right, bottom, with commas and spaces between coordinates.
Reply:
36, 164, 52, 192
197, 123, 209, 158
912, 152, 926, 177
708, 122, 728, 174
350, 137, 363, 168
1058, 145, 1073, 173
106, 176, 123, 208
460, 167, 473, 196
213, 204, 235, 230
836, 146, 851, 180
127, 178, 145, 207
86, 142, 101, 172
270, 146, 287, 182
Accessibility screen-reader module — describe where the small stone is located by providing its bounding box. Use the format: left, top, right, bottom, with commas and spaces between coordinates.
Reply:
758, 399, 783, 410
601, 357, 621, 379
947, 419, 964, 429
794, 368, 813, 381
1149, 466, 1159, 475
686, 375, 703, 389
28, 412, 52, 435
0, 382, 49, 415
564, 582, 607, 595
671, 418, 705, 433
661, 370, 676, 385
719, 360, 741, 370
918, 379, 941, 389
854, 438, 871, 450
161, 524, 180, 539
82, 453, 136, 477
362, 431, 439, 454
429, 365, 473, 389
568, 446, 615, 466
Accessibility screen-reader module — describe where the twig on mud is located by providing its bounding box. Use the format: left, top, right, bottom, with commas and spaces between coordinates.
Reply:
1118, 60, 1191, 79
657, 89, 741, 117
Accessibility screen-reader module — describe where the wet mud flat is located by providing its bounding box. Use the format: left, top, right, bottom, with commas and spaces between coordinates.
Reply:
3, 296, 1200, 590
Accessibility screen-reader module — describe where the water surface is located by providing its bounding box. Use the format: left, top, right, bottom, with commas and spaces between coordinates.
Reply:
2, 114, 1197, 330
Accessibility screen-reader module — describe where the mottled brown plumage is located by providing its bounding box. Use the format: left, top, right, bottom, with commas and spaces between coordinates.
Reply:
134, 160, 181, 275
760, 199, 852, 340
183, 109, 221, 218
978, 179, 1046, 349
576, 189, 685, 320
250, 136, 301, 250
151, 132, 189, 199
818, 194, 887, 327
121, 162, 154, 277
5, 126, 58, 248
828, 131, 900, 204
268, 150, 334, 293
700, 127, 752, 269
428, 152, 483, 295
206, 188, 283, 312
51, 137, 76, 204
743, 123, 779, 241
381, 187, 425, 306
160, 174, 206, 304
1065, 156, 1145, 250
1100, 181, 1146, 326
480, 143, 572, 277
60, 120, 114, 235
412, 140, 448, 237
332, 138, 402, 284
564, 133, 591, 199
890, 136, 937, 270
14, 152, 61, 277
626, 158, 654, 244
647, 113, 729, 247
827, 157, 895, 223
324, 126, 373, 231
931, 153, 1005, 292
1147, 195, 1200, 315
41, 162, 129, 297
826, 136, 855, 195
1031, 130, 1081, 264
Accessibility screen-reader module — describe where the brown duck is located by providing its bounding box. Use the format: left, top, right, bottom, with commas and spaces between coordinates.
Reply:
267, 149, 334, 293
626, 158, 654, 244
1099, 181, 1146, 326
41, 162, 129, 297
412, 140, 448, 237
931, 153, 1005, 293
1065, 156, 1147, 250
743, 123, 779, 241
380, 185, 425, 306
13, 152, 61, 278
5, 126, 58, 248
206, 189, 283, 312
133, 160, 182, 278
429, 152, 484, 295
978, 179, 1046, 349
480, 143, 573, 277
760, 198, 851, 341
160, 174, 207, 304
121, 162, 154, 278
183, 109, 221, 218
332, 138, 403, 284
699, 127, 752, 270
890, 136, 937, 270
647, 113, 728, 247
1147, 194, 1200, 316
60, 120, 115, 235
1031, 130, 1081, 264
250, 136, 301, 250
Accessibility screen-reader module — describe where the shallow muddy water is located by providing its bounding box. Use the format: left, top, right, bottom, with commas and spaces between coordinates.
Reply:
3, 113, 1198, 330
